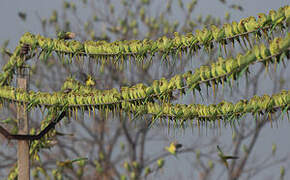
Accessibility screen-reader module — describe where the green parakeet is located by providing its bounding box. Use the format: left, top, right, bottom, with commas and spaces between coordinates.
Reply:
231, 21, 240, 35
57, 157, 88, 169
57, 31, 76, 40
158, 36, 172, 52
269, 9, 285, 31
217, 145, 239, 169
152, 80, 161, 94
185, 70, 200, 88
165, 142, 182, 155
269, 37, 281, 55
200, 28, 213, 43
136, 83, 147, 98
257, 13, 271, 27
280, 166, 285, 178
157, 158, 165, 169
123, 161, 131, 172
285, 5, 290, 24
253, 45, 262, 59
211, 25, 225, 41
238, 19, 247, 33
195, 29, 203, 43
216, 57, 228, 75
85, 75, 96, 87
224, 23, 234, 38
259, 44, 271, 59
144, 167, 152, 177
199, 65, 211, 81
121, 87, 130, 100
244, 16, 259, 32
173, 32, 182, 47
159, 77, 169, 93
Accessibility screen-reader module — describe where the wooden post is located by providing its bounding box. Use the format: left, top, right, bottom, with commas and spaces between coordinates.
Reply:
17, 67, 30, 180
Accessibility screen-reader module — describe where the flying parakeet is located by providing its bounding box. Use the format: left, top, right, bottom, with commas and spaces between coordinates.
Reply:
57, 157, 88, 169
217, 145, 239, 169
165, 141, 182, 156
18, 12, 27, 21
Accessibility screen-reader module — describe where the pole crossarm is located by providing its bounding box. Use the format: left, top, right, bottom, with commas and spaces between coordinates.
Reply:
0, 110, 66, 140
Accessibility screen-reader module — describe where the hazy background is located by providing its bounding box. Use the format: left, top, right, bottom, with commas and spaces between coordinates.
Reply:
0, 0, 289, 179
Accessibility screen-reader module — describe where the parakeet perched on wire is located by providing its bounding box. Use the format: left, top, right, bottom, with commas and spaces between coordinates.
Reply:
165, 141, 182, 155
85, 75, 96, 87
159, 77, 169, 93
244, 16, 259, 32
57, 31, 76, 40
269, 37, 282, 55
217, 145, 239, 169
257, 13, 271, 27
269, 9, 285, 32
211, 25, 225, 41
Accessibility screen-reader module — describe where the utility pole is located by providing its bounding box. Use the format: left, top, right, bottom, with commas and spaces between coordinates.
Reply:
17, 64, 30, 179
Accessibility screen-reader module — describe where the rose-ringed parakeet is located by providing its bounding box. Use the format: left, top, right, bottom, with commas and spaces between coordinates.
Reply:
57, 31, 76, 40
217, 145, 239, 169
269, 9, 285, 32
165, 141, 183, 156
57, 157, 88, 169
85, 75, 96, 87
